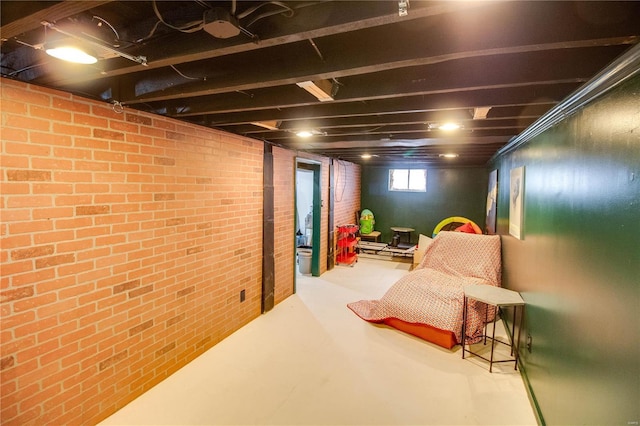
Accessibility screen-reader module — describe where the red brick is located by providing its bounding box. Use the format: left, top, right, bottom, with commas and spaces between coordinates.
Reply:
0, 310, 35, 329
30, 131, 73, 147
11, 245, 54, 260
52, 195, 90, 208
74, 113, 108, 128
0, 154, 29, 168
4, 114, 50, 131
35, 253, 75, 269
53, 97, 90, 113
57, 260, 94, 277
30, 105, 72, 122
40, 342, 79, 366
76, 205, 110, 215
13, 291, 57, 312
154, 157, 176, 166
31, 157, 72, 171
8, 220, 53, 235
93, 129, 124, 140
58, 282, 95, 300
113, 279, 140, 294
126, 113, 152, 126
6, 170, 51, 182
0, 286, 34, 303
35, 320, 76, 344
75, 137, 109, 150
56, 238, 92, 254
98, 350, 128, 371
16, 338, 59, 364
52, 171, 93, 182
129, 319, 153, 336
0, 260, 32, 276
111, 141, 139, 153
128, 285, 153, 298
75, 183, 110, 193
1, 100, 27, 114
74, 161, 110, 172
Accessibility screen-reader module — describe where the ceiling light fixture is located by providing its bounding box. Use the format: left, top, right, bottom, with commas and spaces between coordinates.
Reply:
296, 80, 334, 102
361, 154, 372, 159
428, 122, 463, 131
296, 129, 325, 138
438, 122, 461, 131
439, 153, 459, 158
45, 42, 97, 64
41, 21, 148, 66
296, 130, 314, 138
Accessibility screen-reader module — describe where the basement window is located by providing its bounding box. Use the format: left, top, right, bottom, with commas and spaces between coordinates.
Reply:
388, 169, 427, 192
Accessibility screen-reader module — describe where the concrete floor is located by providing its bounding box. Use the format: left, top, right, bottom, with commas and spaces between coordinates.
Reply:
100, 257, 537, 425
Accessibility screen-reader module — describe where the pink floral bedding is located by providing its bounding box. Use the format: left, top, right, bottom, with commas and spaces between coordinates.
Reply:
348, 231, 502, 345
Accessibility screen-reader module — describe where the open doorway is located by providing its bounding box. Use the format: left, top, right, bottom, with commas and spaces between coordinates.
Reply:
296, 159, 321, 280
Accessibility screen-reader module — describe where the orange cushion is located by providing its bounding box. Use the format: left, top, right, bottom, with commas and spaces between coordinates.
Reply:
384, 318, 458, 349
455, 221, 477, 234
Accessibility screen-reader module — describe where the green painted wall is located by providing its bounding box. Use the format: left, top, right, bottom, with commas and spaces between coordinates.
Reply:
360, 166, 487, 243
491, 75, 639, 425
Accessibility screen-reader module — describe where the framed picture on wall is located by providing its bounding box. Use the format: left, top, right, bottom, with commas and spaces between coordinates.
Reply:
509, 166, 525, 239
485, 169, 498, 234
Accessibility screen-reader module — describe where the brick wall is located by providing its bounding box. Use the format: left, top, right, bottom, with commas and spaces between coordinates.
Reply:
333, 159, 361, 229
0, 79, 265, 425
272, 147, 295, 304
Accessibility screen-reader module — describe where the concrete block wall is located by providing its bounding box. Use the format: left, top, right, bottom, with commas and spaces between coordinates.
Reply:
0, 79, 265, 425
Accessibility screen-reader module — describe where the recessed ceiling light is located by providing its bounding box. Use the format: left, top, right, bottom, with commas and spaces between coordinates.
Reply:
427, 122, 463, 131
296, 129, 326, 138
361, 154, 372, 159
296, 130, 313, 138
439, 153, 459, 158
438, 122, 461, 131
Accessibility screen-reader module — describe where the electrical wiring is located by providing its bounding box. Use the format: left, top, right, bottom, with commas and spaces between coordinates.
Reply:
92, 15, 120, 41
334, 160, 348, 202
152, 0, 205, 33
237, 1, 294, 28
170, 64, 205, 81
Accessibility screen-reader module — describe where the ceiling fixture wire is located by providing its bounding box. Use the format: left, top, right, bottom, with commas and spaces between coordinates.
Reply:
308, 38, 324, 62
152, 0, 205, 33
92, 15, 120, 41
170, 65, 206, 81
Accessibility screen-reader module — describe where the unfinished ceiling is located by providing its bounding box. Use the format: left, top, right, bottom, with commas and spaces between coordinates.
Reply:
2, 1, 639, 166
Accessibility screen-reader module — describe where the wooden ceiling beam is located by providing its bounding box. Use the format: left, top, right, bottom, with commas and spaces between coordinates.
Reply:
121, 36, 633, 105
0, 1, 114, 39
174, 83, 577, 126
41, 1, 475, 87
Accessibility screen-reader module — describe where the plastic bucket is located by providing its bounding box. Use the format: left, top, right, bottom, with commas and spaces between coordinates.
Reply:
297, 246, 312, 275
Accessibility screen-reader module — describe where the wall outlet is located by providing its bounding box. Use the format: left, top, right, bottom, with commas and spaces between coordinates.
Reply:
240, 289, 245, 302
526, 334, 533, 353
